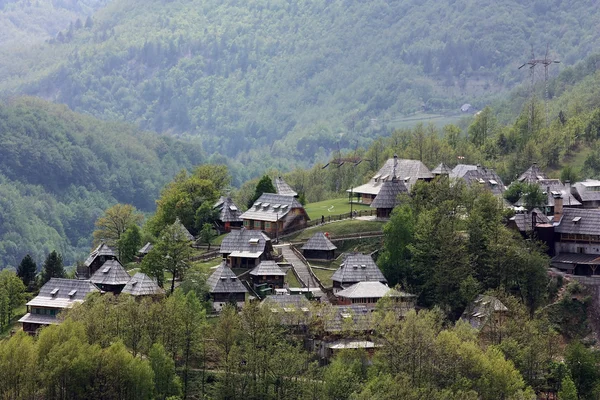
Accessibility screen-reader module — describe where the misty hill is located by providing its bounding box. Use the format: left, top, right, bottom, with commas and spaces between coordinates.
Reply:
1, 0, 600, 172
0, 97, 204, 268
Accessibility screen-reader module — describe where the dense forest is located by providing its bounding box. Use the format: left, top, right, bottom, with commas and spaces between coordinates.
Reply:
0, 97, 204, 268
1, 0, 600, 174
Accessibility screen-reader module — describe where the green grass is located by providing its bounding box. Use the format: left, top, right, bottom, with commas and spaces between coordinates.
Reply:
286, 219, 386, 241
311, 267, 335, 288
0, 304, 27, 339
191, 259, 223, 274
304, 197, 372, 220
388, 112, 466, 130
285, 270, 302, 288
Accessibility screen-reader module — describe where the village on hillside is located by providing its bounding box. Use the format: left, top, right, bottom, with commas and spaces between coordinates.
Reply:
15, 153, 600, 377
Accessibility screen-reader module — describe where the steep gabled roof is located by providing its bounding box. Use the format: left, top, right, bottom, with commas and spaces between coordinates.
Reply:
220, 228, 271, 255
460, 294, 508, 330
84, 243, 116, 267
451, 164, 505, 195
517, 163, 549, 184
249, 261, 286, 276
432, 163, 452, 175
138, 242, 153, 255
332, 253, 387, 286
302, 232, 337, 251
370, 178, 408, 209
275, 177, 298, 197
214, 196, 243, 223
121, 272, 165, 296
172, 218, 195, 241
240, 193, 306, 222
554, 208, 600, 235
350, 156, 433, 195
26, 278, 99, 309
90, 260, 131, 286
207, 262, 248, 294
509, 209, 550, 232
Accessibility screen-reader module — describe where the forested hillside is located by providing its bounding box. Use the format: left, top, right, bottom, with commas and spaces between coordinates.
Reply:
2, 0, 600, 173
0, 97, 204, 268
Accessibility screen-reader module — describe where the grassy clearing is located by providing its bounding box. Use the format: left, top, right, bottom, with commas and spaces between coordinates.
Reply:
286, 270, 302, 288
388, 112, 465, 130
192, 258, 222, 274
311, 267, 335, 288
286, 219, 386, 241
304, 197, 372, 220
0, 304, 27, 339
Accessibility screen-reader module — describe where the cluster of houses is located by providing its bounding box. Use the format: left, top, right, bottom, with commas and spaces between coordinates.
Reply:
20, 243, 164, 334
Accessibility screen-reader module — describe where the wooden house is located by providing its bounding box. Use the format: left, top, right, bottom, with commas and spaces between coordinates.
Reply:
220, 228, 274, 268
240, 193, 309, 237
77, 243, 118, 279
172, 217, 195, 241
213, 196, 243, 233
207, 262, 248, 312
370, 176, 408, 218
572, 180, 600, 208
89, 259, 131, 294
121, 272, 165, 297
275, 176, 298, 197
507, 208, 550, 237
460, 295, 508, 344
335, 281, 415, 311
451, 164, 506, 196
137, 242, 153, 260
302, 232, 337, 260
331, 253, 387, 292
349, 155, 433, 204
19, 278, 99, 334
249, 261, 286, 290
431, 162, 452, 176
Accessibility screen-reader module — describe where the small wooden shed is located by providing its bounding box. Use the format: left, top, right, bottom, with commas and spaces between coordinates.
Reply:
302, 232, 337, 260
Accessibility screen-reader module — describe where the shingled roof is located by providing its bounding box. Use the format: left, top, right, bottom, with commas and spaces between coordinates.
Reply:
207, 262, 248, 294
90, 260, 131, 287
84, 243, 116, 267
517, 163, 550, 184
214, 196, 243, 223
432, 163, 452, 175
240, 193, 306, 222
138, 242, 153, 255
275, 177, 298, 197
460, 295, 508, 330
121, 272, 165, 296
451, 164, 505, 196
573, 180, 600, 203
509, 209, 550, 232
172, 218, 195, 241
515, 181, 581, 208
350, 155, 433, 195
554, 208, 600, 235
332, 253, 387, 286
370, 178, 408, 209
302, 232, 337, 251
324, 305, 373, 332
220, 228, 271, 255
26, 278, 99, 309
249, 261, 286, 276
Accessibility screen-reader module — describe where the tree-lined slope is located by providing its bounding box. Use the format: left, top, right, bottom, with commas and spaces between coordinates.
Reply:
0, 97, 204, 267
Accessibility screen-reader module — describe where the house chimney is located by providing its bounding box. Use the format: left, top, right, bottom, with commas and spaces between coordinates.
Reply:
565, 180, 571, 206
554, 193, 563, 221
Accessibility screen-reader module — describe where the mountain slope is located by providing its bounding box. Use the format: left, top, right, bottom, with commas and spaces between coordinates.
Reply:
0, 97, 204, 268
2, 0, 600, 169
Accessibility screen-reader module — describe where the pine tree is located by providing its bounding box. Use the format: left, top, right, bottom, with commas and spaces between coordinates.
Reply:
558, 375, 578, 400
17, 254, 37, 289
41, 251, 65, 285
248, 175, 276, 207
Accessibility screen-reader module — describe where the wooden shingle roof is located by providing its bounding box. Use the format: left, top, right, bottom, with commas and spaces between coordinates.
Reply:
332, 253, 387, 286
554, 208, 600, 235
214, 196, 243, 223
172, 218, 195, 241
302, 232, 337, 251
121, 272, 165, 296
515, 181, 581, 208
220, 228, 271, 254
350, 156, 433, 195
432, 163, 452, 175
460, 295, 508, 330
451, 164, 506, 195
275, 177, 298, 197
207, 262, 248, 294
240, 193, 306, 222
90, 260, 131, 286
26, 278, 99, 309
84, 243, 116, 267
336, 281, 414, 299
509, 209, 550, 232
249, 261, 286, 276
138, 242, 153, 255
370, 178, 408, 209
517, 163, 549, 184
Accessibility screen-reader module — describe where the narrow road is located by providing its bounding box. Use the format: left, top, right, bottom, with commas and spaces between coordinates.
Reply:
280, 245, 329, 303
